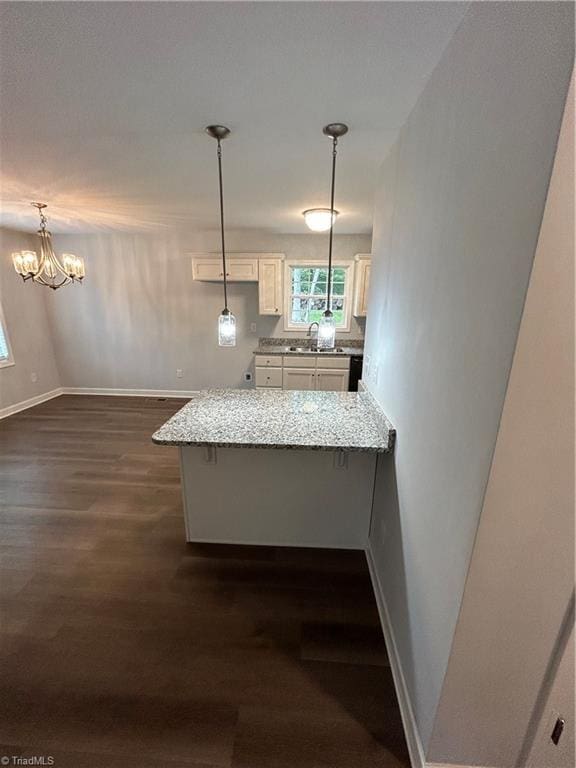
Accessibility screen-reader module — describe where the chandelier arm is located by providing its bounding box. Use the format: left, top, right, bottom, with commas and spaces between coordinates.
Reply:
40, 232, 70, 279
33, 273, 71, 289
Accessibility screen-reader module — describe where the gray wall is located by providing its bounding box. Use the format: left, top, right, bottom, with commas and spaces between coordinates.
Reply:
45, 231, 369, 391
0, 227, 61, 410
363, 0, 574, 752
428, 71, 574, 768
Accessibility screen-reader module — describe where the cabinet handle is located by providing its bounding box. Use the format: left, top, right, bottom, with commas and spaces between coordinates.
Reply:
275, 307, 278, 312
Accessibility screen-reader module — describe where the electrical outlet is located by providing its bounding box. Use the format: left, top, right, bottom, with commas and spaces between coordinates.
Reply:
244, 372, 253, 382
176, 369, 183, 379
30, 372, 38, 383
249, 322, 257, 334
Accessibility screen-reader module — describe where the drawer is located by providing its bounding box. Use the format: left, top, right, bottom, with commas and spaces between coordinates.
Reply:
282, 355, 316, 368
254, 355, 282, 368
315, 355, 350, 370
255, 367, 283, 387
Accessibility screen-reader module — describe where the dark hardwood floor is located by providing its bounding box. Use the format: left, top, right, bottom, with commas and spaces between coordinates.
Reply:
0, 395, 409, 767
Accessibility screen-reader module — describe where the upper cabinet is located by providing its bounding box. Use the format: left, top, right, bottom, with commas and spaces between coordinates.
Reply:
258, 256, 284, 316
191, 253, 265, 282
353, 253, 372, 317
191, 252, 285, 316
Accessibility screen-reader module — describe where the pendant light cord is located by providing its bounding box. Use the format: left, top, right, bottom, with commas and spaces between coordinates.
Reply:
216, 138, 228, 311
326, 136, 338, 315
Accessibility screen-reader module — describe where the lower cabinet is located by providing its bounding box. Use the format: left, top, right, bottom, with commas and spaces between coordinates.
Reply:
282, 368, 317, 390
316, 368, 349, 391
255, 367, 283, 388
256, 355, 351, 391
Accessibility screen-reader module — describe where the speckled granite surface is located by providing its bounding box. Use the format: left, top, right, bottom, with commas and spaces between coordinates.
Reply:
152, 389, 395, 453
255, 346, 362, 357
259, 337, 364, 348
255, 337, 364, 357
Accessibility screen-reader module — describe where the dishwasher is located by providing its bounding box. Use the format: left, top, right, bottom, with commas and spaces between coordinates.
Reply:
348, 355, 364, 391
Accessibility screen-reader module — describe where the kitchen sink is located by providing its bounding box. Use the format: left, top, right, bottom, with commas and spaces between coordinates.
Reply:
286, 345, 345, 353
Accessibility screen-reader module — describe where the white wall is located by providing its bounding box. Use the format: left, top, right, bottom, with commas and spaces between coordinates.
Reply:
428, 72, 574, 768
363, 0, 574, 753
45, 231, 369, 392
0, 227, 61, 411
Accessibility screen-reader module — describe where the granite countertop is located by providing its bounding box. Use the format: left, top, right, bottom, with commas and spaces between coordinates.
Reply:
152, 389, 395, 453
254, 345, 363, 357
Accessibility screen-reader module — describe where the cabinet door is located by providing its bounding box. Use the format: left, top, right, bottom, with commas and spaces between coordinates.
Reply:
255, 367, 283, 388
316, 368, 349, 391
353, 257, 371, 317
226, 258, 259, 282
282, 367, 316, 391
192, 257, 258, 282
259, 258, 283, 315
192, 258, 224, 281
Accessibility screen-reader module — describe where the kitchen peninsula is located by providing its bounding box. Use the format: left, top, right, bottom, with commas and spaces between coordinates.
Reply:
153, 388, 394, 549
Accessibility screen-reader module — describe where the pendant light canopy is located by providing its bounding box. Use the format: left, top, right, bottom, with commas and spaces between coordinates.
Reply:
317, 123, 348, 351
206, 124, 236, 347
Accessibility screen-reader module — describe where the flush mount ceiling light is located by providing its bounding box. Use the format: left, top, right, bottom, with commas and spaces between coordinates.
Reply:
206, 124, 236, 348
12, 203, 86, 290
302, 208, 339, 232
317, 123, 348, 351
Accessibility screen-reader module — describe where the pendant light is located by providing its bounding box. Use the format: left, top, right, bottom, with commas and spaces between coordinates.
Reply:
206, 124, 236, 347
317, 123, 348, 351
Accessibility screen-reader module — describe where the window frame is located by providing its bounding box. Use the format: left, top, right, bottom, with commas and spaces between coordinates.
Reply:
0, 300, 15, 369
283, 259, 353, 332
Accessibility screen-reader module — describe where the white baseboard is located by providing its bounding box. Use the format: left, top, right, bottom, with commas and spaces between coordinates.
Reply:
428, 764, 495, 768
61, 387, 196, 398
365, 541, 427, 768
0, 387, 64, 420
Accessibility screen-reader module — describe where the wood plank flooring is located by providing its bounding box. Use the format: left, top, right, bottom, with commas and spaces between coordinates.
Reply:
0, 395, 409, 768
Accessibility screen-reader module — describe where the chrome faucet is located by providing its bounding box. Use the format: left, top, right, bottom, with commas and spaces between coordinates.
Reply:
307, 321, 319, 349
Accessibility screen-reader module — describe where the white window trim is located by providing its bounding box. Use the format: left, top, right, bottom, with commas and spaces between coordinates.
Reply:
0, 300, 14, 369
283, 259, 353, 332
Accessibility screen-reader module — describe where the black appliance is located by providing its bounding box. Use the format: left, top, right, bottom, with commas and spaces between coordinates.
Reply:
348, 355, 364, 391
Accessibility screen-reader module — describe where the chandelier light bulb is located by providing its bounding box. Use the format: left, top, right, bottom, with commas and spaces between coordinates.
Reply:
12, 250, 39, 278
303, 208, 339, 232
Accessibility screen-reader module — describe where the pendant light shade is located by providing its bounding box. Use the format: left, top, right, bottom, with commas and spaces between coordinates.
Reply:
318, 123, 348, 350
206, 124, 236, 347
218, 308, 237, 347
317, 311, 336, 350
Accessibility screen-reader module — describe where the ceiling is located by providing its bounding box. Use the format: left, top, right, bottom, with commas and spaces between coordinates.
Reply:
0, 1, 467, 234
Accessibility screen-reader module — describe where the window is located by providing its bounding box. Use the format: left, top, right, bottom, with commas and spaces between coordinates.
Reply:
284, 261, 352, 331
0, 301, 14, 368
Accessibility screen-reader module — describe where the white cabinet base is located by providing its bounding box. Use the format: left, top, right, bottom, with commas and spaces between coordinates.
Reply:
179, 446, 377, 549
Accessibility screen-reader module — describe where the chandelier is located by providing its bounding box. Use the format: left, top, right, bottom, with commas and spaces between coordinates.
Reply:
12, 203, 86, 290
